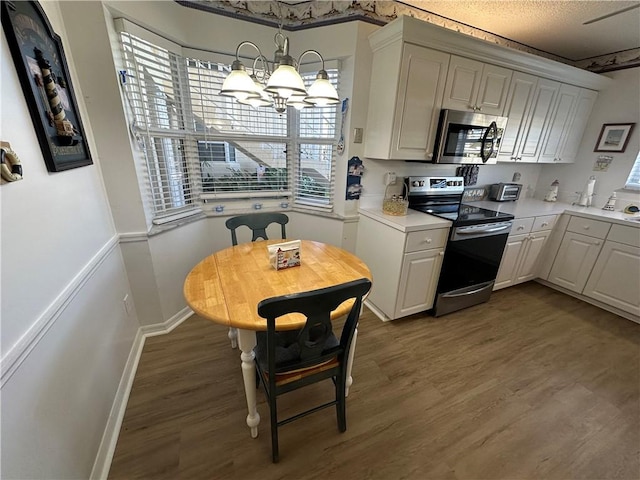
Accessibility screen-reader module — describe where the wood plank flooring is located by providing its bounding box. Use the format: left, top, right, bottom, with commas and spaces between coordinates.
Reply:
108, 283, 640, 479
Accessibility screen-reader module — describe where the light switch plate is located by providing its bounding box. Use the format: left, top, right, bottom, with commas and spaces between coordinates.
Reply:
353, 128, 363, 143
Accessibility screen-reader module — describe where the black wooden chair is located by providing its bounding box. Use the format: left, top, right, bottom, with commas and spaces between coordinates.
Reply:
223, 212, 289, 348
225, 212, 289, 246
255, 278, 372, 462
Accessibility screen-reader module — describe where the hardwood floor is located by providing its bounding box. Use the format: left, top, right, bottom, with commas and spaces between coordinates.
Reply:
108, 282, 640, 479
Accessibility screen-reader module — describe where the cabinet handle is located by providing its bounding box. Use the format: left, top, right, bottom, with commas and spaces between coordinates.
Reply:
595, 241, 601, 246
517, 157, 522, 161
584, 225, 590, 230
425, 238, 432, 244
439, 251, 444, 256
517, 225, 525, 230
426, 153, 433, 159
511, 156, 517, 161
541, 222, 549, 227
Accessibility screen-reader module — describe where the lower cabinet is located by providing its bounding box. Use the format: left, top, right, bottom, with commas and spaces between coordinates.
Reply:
583, 239, 640, 316
544, 217, 639, 319
355, 214, 448, 321
547, 232, 603, 293
396, 249, 444, 318
494, 215, 555, 290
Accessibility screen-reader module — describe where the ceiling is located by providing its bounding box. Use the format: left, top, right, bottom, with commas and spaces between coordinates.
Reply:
181, 1, 640, 71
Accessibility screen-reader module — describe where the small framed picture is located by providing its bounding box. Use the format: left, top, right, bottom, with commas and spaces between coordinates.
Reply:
594, 123, 635, 153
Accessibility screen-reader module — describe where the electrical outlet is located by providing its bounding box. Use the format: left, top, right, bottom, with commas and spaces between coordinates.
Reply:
353, 128, 363, 144
384, 172, 397, 186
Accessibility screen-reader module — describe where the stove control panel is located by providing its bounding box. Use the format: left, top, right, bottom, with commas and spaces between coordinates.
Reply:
405, 176, 465, 195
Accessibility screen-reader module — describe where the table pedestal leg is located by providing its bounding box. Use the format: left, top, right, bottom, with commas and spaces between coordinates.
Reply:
345, 323, 358, 397
237, 328, 260, 438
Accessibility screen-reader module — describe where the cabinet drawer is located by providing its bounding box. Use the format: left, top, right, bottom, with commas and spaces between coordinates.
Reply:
532, 215, 557, 232
405, 228, 448, 253
608, 224, 640, 248
511, 217, 534, 235
567, 216, 611, 239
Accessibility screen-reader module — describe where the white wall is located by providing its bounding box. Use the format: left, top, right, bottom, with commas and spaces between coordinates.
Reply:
1, 2, 140, 478
535, 68, 640, 207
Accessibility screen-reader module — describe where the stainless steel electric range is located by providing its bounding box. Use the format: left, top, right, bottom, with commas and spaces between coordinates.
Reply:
405, 176, 514, 317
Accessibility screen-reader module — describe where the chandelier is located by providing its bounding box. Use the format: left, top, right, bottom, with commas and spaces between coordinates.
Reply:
220, 29, 340, 113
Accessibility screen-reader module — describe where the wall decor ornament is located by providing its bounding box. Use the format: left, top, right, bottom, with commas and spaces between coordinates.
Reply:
1, 1, 92, 172
0, 141, 23, 182
594, 123, 635, 153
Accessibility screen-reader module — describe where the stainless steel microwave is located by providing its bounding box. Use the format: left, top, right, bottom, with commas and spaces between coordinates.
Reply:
432, 109, 508, 164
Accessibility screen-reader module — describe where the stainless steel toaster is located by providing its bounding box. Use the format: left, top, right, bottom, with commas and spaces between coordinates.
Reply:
489, 183, 522, 202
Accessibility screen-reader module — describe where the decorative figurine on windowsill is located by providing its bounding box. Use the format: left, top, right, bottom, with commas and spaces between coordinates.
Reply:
602, 192, 617, 211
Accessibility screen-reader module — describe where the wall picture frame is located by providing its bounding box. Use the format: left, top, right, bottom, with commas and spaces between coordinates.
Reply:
594, 123, 635, 153
1, 0, 92, 172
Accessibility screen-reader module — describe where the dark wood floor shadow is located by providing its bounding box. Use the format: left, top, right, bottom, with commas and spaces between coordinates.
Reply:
108, 282, 640, 480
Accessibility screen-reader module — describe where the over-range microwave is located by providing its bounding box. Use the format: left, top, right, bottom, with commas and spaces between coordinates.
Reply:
432, 109, 508, 164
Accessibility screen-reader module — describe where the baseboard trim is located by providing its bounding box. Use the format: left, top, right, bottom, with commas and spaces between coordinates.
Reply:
0, 236, 120, 387
535, 279, 640, 324
90, 307, 195, 480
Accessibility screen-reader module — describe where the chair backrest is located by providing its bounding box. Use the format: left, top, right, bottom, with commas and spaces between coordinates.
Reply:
225, 212, 289, 246
257, 278, 371, 374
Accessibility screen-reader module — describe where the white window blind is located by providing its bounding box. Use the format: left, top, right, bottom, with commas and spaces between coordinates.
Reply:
118, 29, 340, 222
624, 151, 640, 190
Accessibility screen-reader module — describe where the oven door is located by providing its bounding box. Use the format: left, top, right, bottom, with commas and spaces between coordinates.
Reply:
434, 222, 512, 316
433, 110, 507, 165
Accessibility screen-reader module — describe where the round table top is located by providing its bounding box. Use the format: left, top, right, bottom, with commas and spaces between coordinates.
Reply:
183, 239, 372, 331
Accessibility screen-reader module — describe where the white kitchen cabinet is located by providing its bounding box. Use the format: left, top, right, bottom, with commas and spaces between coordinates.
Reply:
547, 232, 604, 293
355, 214, 448, 321
442, 56, 512, 115
494, 214, 556, 290
364, 41, 450, 160
538, 86, 598, 164
583, 224, 640, 317
395, 249, 445, 318
537, 84, 580, 163
497, 73, 560, 162
555, 88, 598, 163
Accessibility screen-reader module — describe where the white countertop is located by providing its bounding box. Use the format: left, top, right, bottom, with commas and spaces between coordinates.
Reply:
360, 198, 640, 232
358, 207, 452, 233
471, 198, 640, 228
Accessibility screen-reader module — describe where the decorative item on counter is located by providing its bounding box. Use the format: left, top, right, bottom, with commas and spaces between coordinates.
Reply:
268, 240, 301, 270
576, 175, 596, 207
512, 172, 521, 182
382, 184, 408, 216
544, 179, 559, 202
602, 192, 617, 211
623, 205, 640, 214
0, 141, 23, 182
456, 165, 479, 186
346, 156, 363, 200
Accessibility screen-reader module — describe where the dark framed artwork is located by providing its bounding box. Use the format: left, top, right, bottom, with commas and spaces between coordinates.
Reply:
1, 1, 92, 172
594, 123, 635, 153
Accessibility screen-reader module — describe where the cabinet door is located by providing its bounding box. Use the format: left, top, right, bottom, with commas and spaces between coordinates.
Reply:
442, 56, 482, 112
494, 233, 528, 290
583, 241, 640, 316
497, 72, 537, 162
395, 249, 444, 318
548, 232, 603, 293
515, 230, 551, 283
476, 64, 512, 116
517, 78, 560, 162
391, 44, 450, 160
538, 84, 580, 164
558, 88, 598, 163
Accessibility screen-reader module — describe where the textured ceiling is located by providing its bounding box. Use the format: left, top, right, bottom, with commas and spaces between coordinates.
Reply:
180, 1, 640, 71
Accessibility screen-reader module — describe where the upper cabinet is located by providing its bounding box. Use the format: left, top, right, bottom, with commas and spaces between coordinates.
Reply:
442, 56, 512, 115
364, 42, 450, 160
497, 73, 560, 162
363, 16, 610, 162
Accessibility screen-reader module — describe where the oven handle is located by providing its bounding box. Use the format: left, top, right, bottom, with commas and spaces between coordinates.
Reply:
440, 281, 494, 298
456, 224, 511, 235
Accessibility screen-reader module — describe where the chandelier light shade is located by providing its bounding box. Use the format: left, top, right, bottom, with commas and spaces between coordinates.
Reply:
219, 30, 339, 114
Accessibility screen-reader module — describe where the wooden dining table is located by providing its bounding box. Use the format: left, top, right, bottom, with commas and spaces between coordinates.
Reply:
183, 239, 372, 438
